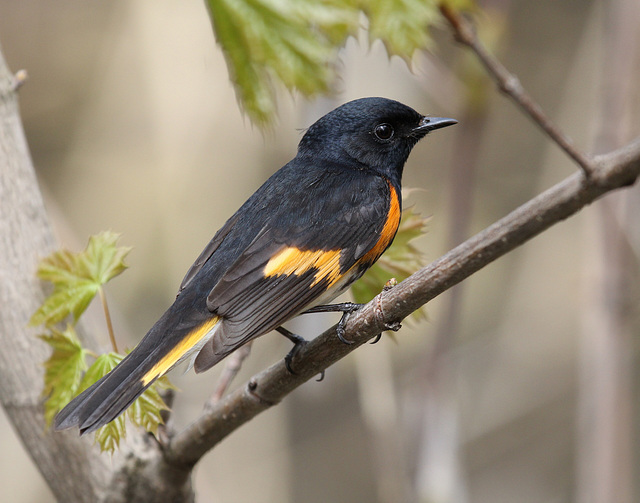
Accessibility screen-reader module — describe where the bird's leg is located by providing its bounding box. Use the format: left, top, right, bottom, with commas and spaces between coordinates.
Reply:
302, 302, 364, 345
305, 284, 403, 345
276, 326, 324, 381
276, 326, 305, 373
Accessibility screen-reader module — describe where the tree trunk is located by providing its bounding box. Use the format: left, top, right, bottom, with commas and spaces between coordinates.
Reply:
0, 45, 114, 502
0, 44, 195, 503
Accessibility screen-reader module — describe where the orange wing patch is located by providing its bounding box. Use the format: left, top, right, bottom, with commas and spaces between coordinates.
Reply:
264, 247, 343, 287
141, 316, 220, 386
360, 182, 401, 264
264, 182, 399, 288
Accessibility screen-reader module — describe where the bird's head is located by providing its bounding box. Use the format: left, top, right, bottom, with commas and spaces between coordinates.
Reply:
298, 97, 457, 183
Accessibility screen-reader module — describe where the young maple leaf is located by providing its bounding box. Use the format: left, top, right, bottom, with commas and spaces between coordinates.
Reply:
30, 231, 130, 327
78, 352, 172, 452
127, 376, 172, 437
39, 325, 88, 426
206, 0, 358, 125
364, 0, 440, 59
95, 415, 126, 455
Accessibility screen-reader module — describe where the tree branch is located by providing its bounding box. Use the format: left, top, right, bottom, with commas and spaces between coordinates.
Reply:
439, 4, 595, 176
165, 137, 640, 468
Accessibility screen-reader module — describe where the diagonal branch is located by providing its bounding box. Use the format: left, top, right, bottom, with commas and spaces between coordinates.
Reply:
165, 137, 640, 468
439, 4, 596, 177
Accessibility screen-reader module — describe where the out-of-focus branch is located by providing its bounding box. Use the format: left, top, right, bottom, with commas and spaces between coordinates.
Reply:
577, 0, 640, 502
205, 342, 253, 410
439, 4, 595, 176
165, 137, 640, 469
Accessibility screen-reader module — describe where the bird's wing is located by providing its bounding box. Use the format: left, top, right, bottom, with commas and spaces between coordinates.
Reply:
194, 174, 400, 372
178, 212, 241, 293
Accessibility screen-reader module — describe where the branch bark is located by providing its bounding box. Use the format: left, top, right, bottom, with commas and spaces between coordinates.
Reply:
165, 138, 640, 468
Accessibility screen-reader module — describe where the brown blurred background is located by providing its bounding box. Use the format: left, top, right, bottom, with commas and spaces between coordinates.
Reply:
1, 0, 639, 501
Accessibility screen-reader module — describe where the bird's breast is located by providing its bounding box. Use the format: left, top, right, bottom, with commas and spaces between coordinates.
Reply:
359, 180, 401, 266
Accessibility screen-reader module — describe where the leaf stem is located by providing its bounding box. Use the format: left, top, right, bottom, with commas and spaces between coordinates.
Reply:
98, 287, 118, 353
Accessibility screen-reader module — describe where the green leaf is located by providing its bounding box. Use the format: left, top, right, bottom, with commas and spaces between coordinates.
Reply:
205, 0, 478, 125
30, 231, 131, 327
350, 207, 429, 321
363, 0, 441, 60
206, 0, 477, 125
127, 377, 171, 437
39, 325, 88, 426
95, 416, 126, 455
78, 352, 172, 451
78, 352, 123, 393
206, 0, 359, 125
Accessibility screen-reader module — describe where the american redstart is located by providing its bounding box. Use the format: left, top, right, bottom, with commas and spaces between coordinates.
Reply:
54, 97, 456, 434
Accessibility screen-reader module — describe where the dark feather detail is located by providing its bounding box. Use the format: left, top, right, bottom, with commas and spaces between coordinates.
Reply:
53, 97, 455, 434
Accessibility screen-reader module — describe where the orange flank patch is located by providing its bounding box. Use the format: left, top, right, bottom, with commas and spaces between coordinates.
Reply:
360, 182, 401, 264
141, 316, 220, 386
264, 247, 343, 287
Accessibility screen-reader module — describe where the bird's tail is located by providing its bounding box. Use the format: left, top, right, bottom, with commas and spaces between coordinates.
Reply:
54, 314, 220, 435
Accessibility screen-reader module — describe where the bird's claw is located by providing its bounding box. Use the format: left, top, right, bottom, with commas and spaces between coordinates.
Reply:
278, 326, 325, 381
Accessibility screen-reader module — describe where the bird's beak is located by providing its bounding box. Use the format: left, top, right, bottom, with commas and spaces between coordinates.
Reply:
414, 116, 458, 134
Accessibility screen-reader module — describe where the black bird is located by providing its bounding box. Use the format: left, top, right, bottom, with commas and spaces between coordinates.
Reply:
54, 97, 456, 434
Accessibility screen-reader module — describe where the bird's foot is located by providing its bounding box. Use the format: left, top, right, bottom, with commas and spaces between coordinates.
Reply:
303, 302, 364, 345
276, 326, 324, 381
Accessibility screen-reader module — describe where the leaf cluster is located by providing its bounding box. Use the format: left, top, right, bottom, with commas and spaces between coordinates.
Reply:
206, 0, 474, 126
30, 231, 171, 453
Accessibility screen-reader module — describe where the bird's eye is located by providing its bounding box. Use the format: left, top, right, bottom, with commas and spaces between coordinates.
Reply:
373, 123, 394, 141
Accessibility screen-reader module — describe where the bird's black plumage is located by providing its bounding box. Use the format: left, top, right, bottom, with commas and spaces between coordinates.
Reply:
54, 97, 456, 434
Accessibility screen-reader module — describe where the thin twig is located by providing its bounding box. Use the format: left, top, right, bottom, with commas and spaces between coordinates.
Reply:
164, 138, 640, 468
98, 287, 118, 353
439, 4, 596, 177
576, 0, 640, 501
11, 69, 28, 91
204, 342, 253, 412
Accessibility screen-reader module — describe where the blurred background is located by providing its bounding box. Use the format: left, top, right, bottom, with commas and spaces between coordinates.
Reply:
1, 0, 640, 501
